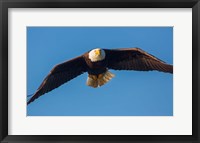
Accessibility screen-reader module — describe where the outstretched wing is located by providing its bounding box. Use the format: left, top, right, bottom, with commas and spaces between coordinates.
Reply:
104, 48, 173, 73
27, 55, 87, 105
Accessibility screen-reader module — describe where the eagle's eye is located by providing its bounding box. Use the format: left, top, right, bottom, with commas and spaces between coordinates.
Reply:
95, 49, 101, 56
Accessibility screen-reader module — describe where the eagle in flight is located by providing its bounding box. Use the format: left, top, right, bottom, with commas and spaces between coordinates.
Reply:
27, 48, 173, 105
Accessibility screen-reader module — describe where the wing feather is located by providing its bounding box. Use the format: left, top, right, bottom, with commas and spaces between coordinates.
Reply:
27, 55, 87, 105
104, 48, 173, 73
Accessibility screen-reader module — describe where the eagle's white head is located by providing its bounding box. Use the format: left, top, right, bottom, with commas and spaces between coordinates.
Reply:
89, 48, 106, 62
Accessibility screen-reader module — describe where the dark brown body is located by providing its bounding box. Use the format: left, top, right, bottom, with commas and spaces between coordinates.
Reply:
84, 53, 107, 75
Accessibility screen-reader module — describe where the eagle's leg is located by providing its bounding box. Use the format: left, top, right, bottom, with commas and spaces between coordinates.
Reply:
87, 71, 115, 88
98, 74, 104, 79
87, 74, 98, 88
97, 74, 106, 86
89, 74, 98, 80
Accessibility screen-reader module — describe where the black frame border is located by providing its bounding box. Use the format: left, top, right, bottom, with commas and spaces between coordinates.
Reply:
0, 0, 199, 143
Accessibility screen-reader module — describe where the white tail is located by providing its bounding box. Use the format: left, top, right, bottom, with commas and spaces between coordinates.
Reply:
87, 71, 115, 88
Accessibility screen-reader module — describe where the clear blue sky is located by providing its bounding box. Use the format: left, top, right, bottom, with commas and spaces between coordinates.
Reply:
27, 27, 173, 116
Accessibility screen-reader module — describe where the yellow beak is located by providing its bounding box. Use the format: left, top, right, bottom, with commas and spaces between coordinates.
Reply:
95, 49, 101, 56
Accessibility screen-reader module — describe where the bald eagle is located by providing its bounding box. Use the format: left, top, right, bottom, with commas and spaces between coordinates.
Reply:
27, 48, 173, 105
